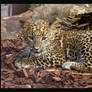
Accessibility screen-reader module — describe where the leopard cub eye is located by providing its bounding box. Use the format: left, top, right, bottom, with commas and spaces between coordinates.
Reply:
42, 36, 47, 40
28, 36, 34, 41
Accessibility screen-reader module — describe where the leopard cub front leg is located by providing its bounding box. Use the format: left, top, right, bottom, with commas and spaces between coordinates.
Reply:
15, 56, 51, 69
13, 47, 31, 68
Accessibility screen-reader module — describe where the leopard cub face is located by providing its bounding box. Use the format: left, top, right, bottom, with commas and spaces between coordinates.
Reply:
20, 19, 59, 56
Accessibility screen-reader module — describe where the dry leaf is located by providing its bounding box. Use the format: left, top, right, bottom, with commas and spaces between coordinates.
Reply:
46, 68, 56, 72
22, 69, 29, 78
52, 76, 61, 81
85, 85, 92, 88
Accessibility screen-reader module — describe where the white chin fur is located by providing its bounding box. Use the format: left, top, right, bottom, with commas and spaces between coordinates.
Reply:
31, 51, 47, 56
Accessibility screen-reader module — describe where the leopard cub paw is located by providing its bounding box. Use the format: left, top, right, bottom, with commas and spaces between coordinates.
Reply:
15, 60, 31, 69
62, 62, 73, 70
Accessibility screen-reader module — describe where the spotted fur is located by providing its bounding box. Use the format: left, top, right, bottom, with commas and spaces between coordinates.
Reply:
13, 19, 92, 73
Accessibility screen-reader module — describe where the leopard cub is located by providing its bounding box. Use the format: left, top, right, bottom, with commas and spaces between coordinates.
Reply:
13, 19, 92, 73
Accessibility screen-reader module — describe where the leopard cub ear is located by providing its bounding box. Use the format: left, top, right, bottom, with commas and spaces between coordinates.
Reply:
19, 20, 25, 27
